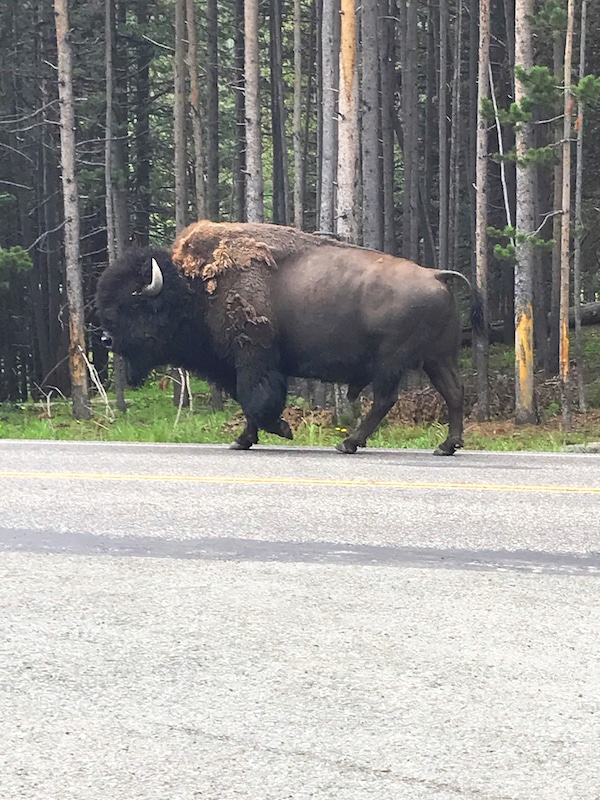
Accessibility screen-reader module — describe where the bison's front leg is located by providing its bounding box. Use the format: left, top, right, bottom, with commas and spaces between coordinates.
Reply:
262, 417, 293, 439
230, 415, 292, 450
230, 365, 291, 449
230, 420, 259, 450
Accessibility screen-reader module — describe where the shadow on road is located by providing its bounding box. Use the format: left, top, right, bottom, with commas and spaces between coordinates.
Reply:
1, 528, 599, 575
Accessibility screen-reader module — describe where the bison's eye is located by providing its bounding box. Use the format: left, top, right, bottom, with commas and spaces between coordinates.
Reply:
101, 331, 113, 348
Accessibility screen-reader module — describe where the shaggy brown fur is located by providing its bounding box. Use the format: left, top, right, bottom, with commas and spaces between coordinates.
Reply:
170, 221, 329, 353
96, 222, 484, 455
172, 220, 341, 284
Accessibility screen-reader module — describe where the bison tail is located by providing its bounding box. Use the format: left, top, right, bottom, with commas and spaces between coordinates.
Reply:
436, 270, 485, 338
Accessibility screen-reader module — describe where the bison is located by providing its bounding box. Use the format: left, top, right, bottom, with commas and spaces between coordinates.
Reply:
96, 221, 483, 455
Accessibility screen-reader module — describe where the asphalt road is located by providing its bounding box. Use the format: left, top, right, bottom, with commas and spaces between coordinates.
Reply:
0, 439, 599, 800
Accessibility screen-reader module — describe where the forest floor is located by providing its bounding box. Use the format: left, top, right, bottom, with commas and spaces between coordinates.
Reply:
1, 331, 599, 452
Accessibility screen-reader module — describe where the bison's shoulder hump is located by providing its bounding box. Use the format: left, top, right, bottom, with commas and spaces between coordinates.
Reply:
172, 222, 280, 295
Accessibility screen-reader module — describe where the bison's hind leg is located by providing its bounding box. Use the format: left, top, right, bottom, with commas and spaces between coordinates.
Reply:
336, 374, 399, 454
423, 357, 464, 456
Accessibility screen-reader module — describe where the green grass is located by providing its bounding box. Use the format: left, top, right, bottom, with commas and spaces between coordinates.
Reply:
1, 377, 597, 452
2, 325, 600, 452
464, 427, 593, 452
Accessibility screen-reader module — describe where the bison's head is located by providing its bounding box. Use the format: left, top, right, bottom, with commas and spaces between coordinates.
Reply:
95, 247, 194, 387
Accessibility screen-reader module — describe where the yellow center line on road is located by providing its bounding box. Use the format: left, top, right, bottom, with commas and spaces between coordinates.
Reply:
0, 470, 598, 495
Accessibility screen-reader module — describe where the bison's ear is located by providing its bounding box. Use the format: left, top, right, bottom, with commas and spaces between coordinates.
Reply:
134, 257, 164, 297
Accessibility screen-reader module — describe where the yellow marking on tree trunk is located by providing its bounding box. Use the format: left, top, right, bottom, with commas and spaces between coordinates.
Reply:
559, 317, 570, 383
515, 304, 534, 415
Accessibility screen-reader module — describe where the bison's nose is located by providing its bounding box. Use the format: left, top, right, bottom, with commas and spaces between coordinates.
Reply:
101, 331, 113, 348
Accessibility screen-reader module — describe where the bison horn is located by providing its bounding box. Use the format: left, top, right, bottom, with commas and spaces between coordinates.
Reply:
141, 258, 164, 296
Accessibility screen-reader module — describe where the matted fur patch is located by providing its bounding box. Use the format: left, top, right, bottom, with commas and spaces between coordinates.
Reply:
172, 221, 277, 294
201, 237, 276, 294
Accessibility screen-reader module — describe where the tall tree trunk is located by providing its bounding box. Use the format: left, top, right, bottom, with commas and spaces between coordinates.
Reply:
302, 0, 318, 231
206, 0, 219, 220
337, 0, 358, 241
380, 0, 397, 254
270, 0, 290, 224
547, 33, 565, 375
233, 0, 246, 221
188, 0, 220, 410
467, 0, 478, 276
334, 0, 358, 423
174, 0, 187, 233
113, 2, 129, 254
573, 0, 588, 412
361, 0, 383, 250
42, 74, 69, 395
134, 0, 151, 246
560, 0, 575, 426
447, 0, 463, 273
438, 0, 449, 266
293, 0, 304, 228
105, 0, 127, 412
173, 0, 190, 408
513, 0, 536, 425
402, 0, 419, 260
244, 0, 264, 222
53, 0, 91, 419
319, 0, 338, 232
423, 2, 436, 264
186, 0, 206, 221
474, 0, 490, 421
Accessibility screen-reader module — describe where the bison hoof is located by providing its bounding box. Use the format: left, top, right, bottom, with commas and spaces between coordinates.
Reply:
279, 421, 293, 440
230, 439, 253, 451
335, 440, 358, 454
433, 446, 455, 456
264, 419, 293, 440
433, 439, 462, 456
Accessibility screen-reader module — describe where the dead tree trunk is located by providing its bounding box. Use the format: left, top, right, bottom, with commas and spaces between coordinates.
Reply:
54, 0, 91, 420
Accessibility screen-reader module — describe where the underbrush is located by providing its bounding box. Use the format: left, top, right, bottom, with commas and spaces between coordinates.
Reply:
1, 330, 599, 451
1, 379, 598, 452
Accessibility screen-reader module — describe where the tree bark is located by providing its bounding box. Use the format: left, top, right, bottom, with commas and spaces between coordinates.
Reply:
447, 0, 463, 272
244, 0, 264, 223
270, 0, 291, 224
105, 0, 127, 413
573, 0, 588, 412
514, 0, 536, 425
293, 0, 304, 229
53, 0, 91, 420
361, 0, 383, 250
474, 0, 490, 421
206, 0, 219, 220
337, 0, 358, 241
233, 0, 246, 222
186, 0, 206, 221
547, 33, 565, 375
133, 0, 151, 246
174, 0, 187, 233
380, 0, 397, 254
437, 0, 449, 267
560, 0, 575, 427
402, 0, 419, 261
319, 0, 338, 232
